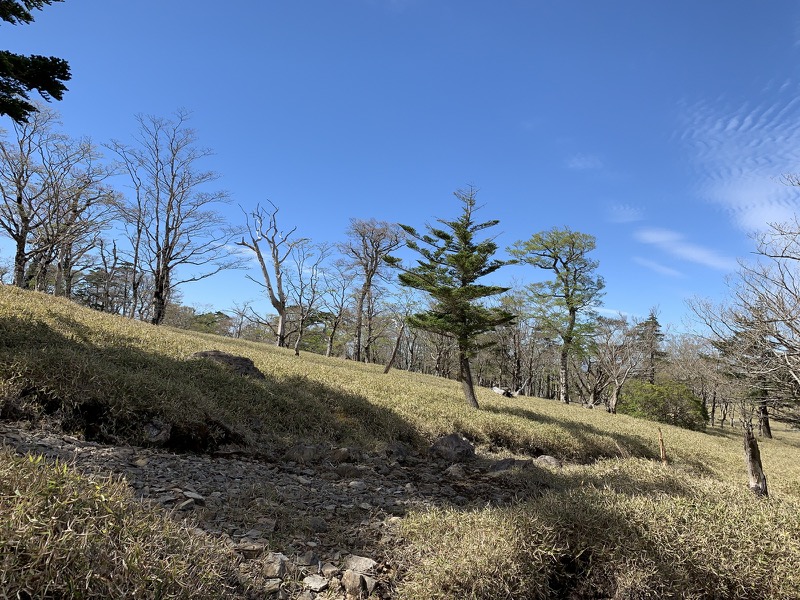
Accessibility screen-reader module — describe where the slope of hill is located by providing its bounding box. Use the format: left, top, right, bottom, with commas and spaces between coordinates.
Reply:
2, 285, 800, 599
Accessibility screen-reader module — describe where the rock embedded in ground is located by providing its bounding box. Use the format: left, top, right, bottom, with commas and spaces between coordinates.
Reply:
430, 433, 475, 462
535, 455, 563, 468
342, 554, 378, 574
263, 552, 290, 578
444, 463, 466, 478
189, 349, 266, 380
302, 573, 329, 592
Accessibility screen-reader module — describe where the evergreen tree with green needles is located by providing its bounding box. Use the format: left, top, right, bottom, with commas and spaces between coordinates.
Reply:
0, 1, 70, 123
386, 186, 515, 409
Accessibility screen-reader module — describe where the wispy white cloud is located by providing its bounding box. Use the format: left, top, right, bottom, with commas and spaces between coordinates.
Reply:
632, 256, 684, 278
608, 203, 644, 223
679, 90, 800, 231
597, 307, 635, 319
566, 153, 603, 170
634, 227, 738, 271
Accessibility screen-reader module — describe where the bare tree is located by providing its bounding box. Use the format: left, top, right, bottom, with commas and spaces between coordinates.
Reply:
594, 315, 642, 413
341, 218, 402, 362
109, 110, 237, 325
0, 107, 115, 292
235, 201, 303, 346
228, 300, 254, 339
319, 259, 356, 357
286, 240, 330, 356
37, 137, 116, 296
0, 106, 58, 286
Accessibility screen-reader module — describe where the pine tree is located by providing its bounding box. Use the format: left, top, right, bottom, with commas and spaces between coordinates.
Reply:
1, 1, 70, 123
509, 227, 604, 404
386, 187, 515, 409
634, 309, 666, 384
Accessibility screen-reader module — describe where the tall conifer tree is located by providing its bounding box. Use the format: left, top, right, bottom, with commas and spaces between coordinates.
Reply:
386, 187, 514, 409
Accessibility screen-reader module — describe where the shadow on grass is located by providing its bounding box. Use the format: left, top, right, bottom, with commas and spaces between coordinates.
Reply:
482, 402, 658, 460
0, 315, 422, 453
481, 402, 718, 476
2, 310, 745, 598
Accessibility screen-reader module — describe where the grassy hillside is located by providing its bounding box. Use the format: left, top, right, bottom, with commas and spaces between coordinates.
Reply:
2, 285, 800, 598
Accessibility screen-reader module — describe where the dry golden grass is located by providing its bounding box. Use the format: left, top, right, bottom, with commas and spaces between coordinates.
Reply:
3, 285, 800, 598
0, 448, 250, 598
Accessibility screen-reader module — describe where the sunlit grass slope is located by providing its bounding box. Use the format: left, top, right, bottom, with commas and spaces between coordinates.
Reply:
2, 285, 800, 598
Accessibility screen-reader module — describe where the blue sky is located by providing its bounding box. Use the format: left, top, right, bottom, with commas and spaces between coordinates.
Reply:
4, 0, 800, 329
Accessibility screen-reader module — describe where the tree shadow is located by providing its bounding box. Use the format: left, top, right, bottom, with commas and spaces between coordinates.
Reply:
0, 315, 423, 453
0, 310, 750, 598
482, 403, 657, 459
481, 402, 716, 476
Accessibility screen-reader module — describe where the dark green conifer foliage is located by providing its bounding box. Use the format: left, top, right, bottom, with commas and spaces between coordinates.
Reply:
386, 187, 515, 409
0, 0, 70, 123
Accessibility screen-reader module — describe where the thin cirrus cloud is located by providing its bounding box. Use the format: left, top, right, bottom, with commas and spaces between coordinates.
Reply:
679, 88, 800, 231
607, 203, 644, 223
632, 256, 684, 278
565, 153, 603, 170
634, 227, 738, 272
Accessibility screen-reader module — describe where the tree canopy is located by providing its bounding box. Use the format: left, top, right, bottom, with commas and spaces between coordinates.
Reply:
510, 227, 604, 403
0, 0, 70, 123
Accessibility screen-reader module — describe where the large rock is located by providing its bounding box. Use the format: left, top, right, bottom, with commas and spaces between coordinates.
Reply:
302, 574, 328, 592
430, 433, 475, 462
189, 350, 266, 380
263, 552, 289, 578
535, 455, 563, 469
342, 554, 377, 573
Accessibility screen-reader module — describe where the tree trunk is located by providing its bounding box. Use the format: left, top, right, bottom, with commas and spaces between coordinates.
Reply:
353, 284, 368, 362
151, 290, 167, 325
293, 322, 304, 356
13, 235, 26, 287
558, 346, 570, 404
325, 322, 339, 357
710, 390, 717, 427
607, 384, 620, 414
276, 311, 287, 347
459, 348, 479, 409
743, 423, 768, 497
758, 403, 773, 439
383, 327, 404, 374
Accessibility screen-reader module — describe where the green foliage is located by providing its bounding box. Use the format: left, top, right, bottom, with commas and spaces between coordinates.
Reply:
509, 226, 604, 402
387, 186, 515, 407
0, 1, 70, 123
618, 379, 708, 431
0, 0, 60, 24
509, 227, 604, 318
387, 187, 515, 356
632, 309, 666, 383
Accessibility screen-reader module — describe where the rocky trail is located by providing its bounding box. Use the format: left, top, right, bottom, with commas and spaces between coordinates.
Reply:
0, 422, 559, 599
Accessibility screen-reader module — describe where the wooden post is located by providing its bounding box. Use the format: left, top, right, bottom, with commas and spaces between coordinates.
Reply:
658, 428, 667, 464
